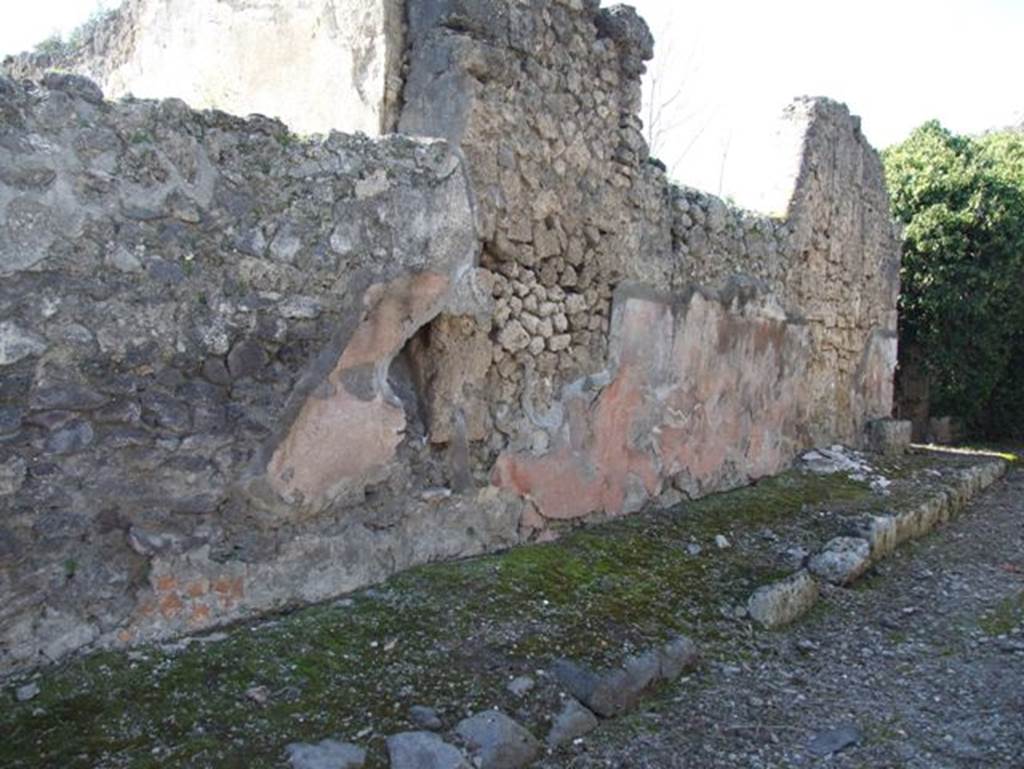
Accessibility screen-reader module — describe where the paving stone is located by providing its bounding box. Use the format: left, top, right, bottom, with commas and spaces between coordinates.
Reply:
747, 570, 820, 629
808, 536, 872, 585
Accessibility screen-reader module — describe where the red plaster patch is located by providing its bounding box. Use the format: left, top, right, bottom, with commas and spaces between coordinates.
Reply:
159, 592, 183, 619
493, 291, 809, 521
189, 604, 212, 625
155, 575, 178, 593
211, 576, 241, 596
267, 272, 451, 510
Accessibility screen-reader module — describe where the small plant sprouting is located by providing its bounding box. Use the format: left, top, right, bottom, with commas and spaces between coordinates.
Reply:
275, 131, 297, 148
63, 559, 78, 580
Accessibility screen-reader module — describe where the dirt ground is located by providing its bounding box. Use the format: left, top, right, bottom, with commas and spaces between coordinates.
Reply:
3, 450, 1019, 768
539, 464, 1024, 769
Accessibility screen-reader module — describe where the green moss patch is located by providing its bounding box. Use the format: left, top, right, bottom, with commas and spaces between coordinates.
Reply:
979, 590, 1024, 637
0, 453, 989, 768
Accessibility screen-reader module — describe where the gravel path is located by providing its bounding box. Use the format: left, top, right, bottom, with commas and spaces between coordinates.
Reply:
540, 464, 1024, 769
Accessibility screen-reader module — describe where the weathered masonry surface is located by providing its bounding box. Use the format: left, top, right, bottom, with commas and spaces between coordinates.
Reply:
0, 0, 900, 671
3, 0, 408, 137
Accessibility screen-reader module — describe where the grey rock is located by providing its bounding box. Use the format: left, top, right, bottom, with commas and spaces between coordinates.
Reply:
546, 698, 599, 748
126, 527, 178, 557
0, 457, 27, 496
45, 420, 95, 454
94, 399, 142, 425
455, 710, 540, 769
808, 723, 862, 756
31, 383, 108, 411
141, 394, 191, 433
553, 652, 661, 718
147, 259, 185, 284
15, 682, 40, 702
279, 296, 322, 319
594, 5, 655, 62
0, 165, 57, 191
497, 320, 531, 353
623, 649, 661, 693
386, 731, 469, 769
285, 739, 366, 769
107, 244, 143, 272
506, 675, 535, 697
409, 704, 443, 731
227, 338, 266, 380
808, 537, 872, 585
0, 406, 23, 435
781, 545, 809, 569
0, 321, 47, 366
201, 357, 232, 386
657, 635, 699, 680
269, 222, 303, 264
552, 659, 609, 715
42, 72, 104, 104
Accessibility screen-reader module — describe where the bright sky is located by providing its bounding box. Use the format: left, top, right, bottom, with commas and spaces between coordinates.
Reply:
2, 0, 1021, 208
631, 0, 1023, 206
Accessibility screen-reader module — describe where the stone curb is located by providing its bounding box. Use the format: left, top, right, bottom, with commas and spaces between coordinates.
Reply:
287, 634, 700, 769
746, 458, 1009, 629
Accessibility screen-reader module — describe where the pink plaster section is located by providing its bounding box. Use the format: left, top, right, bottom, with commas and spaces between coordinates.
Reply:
267, 272, 450, 509
492, 290, 811, 521
858, 331, 898, 422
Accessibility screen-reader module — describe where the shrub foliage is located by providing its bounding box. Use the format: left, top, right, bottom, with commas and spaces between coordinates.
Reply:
884, 122, 1024, 438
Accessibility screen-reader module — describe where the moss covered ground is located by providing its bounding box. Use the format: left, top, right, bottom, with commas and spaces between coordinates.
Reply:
0, 449, 1002, 768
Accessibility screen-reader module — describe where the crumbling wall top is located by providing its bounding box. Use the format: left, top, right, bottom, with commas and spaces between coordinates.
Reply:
3, 0, 407, 136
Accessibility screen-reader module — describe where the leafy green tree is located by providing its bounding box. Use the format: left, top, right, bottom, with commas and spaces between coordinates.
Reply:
884, 122, 1024, 438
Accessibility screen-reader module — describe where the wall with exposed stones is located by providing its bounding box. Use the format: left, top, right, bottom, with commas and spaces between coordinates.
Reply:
0, 72, 526, 670
397, 1, 899, 518
0, 0, 900, 671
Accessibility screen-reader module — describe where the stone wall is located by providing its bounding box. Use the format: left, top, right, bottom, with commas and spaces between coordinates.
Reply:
397, 1, 898, 519
672, 98, 900, 448
399, 0, 673, 462
2, 0, 406, 136
0, 73, 525, 670
0, 0, 901, 671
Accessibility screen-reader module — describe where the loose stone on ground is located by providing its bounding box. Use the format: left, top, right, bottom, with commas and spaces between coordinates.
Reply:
285, 739, 366, 769
386, 732, 470, 769
455, 710, 541, 769
547, 699, 599, 748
